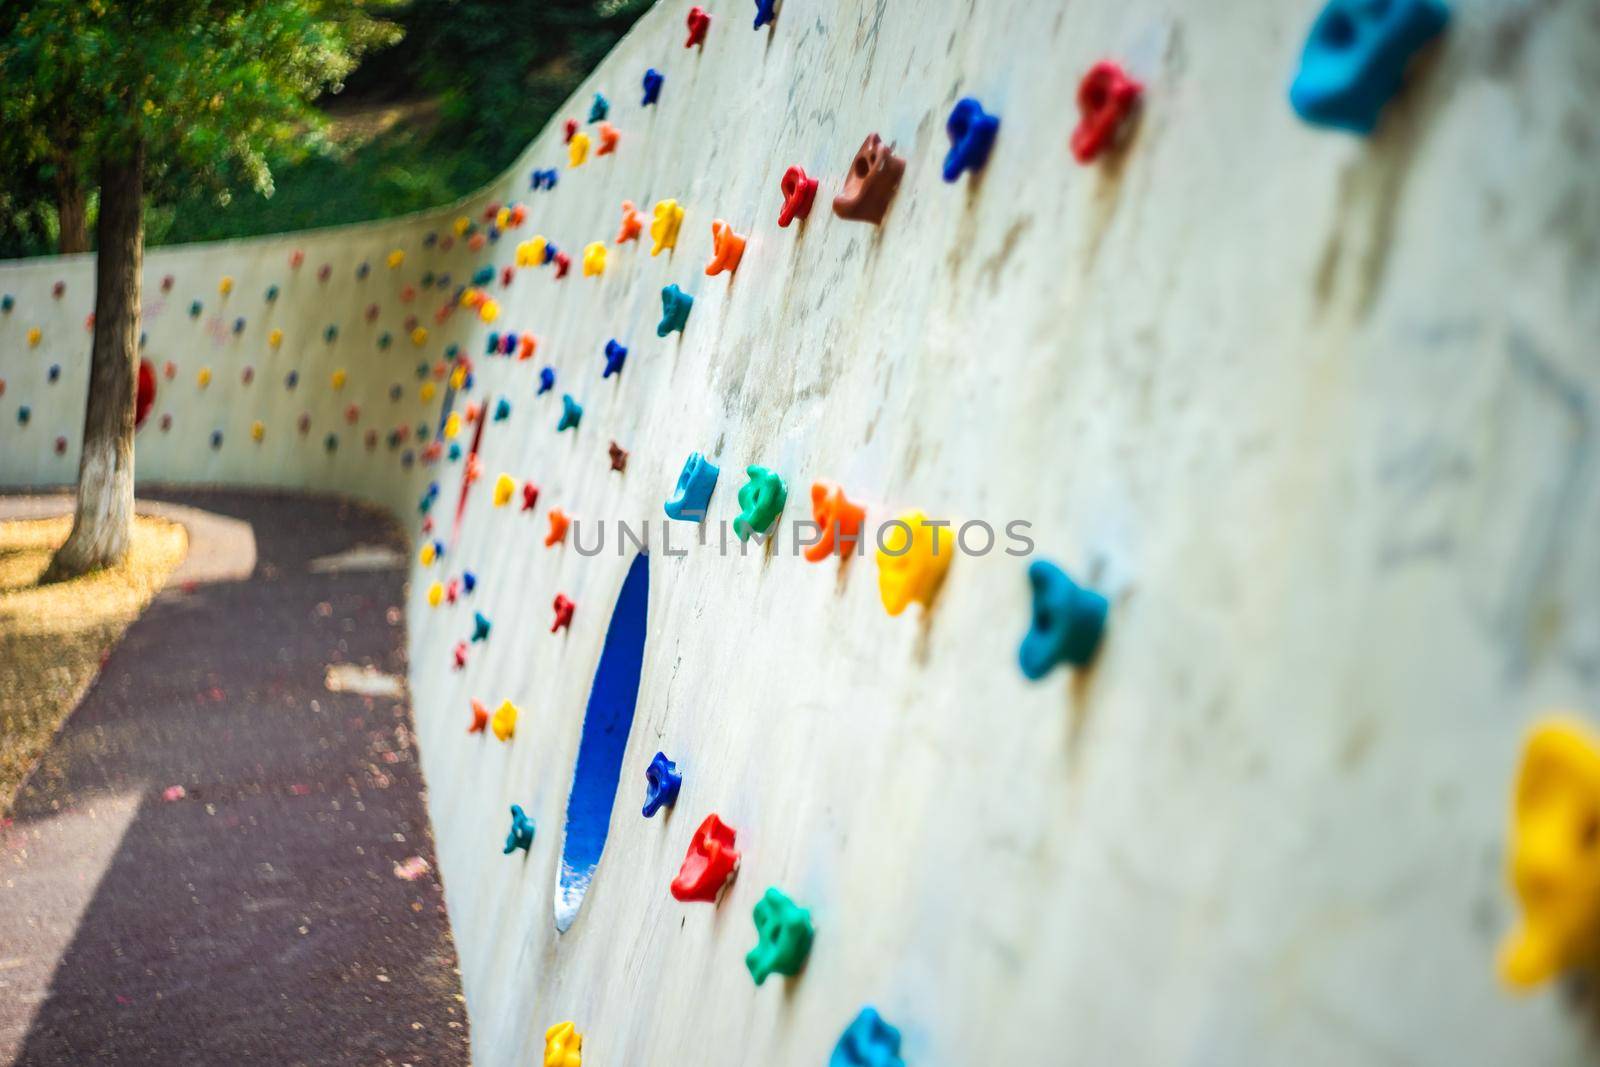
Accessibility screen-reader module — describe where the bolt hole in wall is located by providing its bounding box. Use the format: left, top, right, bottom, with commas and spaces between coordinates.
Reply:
555, 551, 649, 933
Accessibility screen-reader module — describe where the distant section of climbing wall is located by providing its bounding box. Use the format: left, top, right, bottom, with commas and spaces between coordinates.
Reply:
4, 0, 1600, 1064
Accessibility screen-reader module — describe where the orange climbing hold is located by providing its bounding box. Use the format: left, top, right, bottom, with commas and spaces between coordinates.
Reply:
596, 122, 620, 156
705, 220, 746, 276
805, 481, 866, 562
468, 700, 490, 734
616, 201, 644, 244
545, 508, 571, 547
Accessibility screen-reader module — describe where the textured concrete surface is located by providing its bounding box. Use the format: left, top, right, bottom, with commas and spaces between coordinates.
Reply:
0, 491, 467, 1066
0, 0, 1597, 1064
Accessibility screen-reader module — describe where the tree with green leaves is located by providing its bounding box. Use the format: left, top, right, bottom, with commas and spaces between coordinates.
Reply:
0, 0, 401, 579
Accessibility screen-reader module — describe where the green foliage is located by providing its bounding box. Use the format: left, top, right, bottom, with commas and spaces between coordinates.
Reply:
0, 0, 402, 252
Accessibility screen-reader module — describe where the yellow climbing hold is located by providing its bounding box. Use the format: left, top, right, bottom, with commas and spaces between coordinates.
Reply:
479, 299, 500, 324
26, 327, 41, 347
420, 542, 437, 566
493, 473, 516, 507
650, 199, 684, 256
268, 328, 283, 348
444, 412, 462, 440
517, 237, 548, 267
420, 381, 437, 402
453, 215, 470, 236
387, 249, 406, 269
219, 276, 234, 295
568, 131, 591, 168
876, 509, 954, 616
582, 242, 606, 277
198, 367, 212, 387
331, 369, 347, 390
250, 420, 264, 441
427, 581, 444, 607
543, 1021, 581, 1067
495, 206, 511, 230
491, 700, 519, 742
1500, 716, 1600, 990
449, 365, 466, 390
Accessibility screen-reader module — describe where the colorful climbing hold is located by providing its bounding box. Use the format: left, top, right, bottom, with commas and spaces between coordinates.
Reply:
558, 395, 583, 432
746, 887, 814, 985
551, 594, 575, 632
332, 369, 348, 390
778, 166, 819, 227
521, 482, 540, 511
753, 0, 777, 30
219, 276, 234, 295
583, 242, 607, 276
664, 452, 720, 522
705, 220, 746, 276
685, 5, 711, 47
831, 1008, 905, 1067
251, 421, 265, 442
198, 367, 212, 388
1499, 716, 1600, 989
543, 1022, 582, 1067
650, 199, 684, 255
805, 481, 866, 562
569, 131, 591, 167
944, 97, 1000, 181
552, 252, 571, 279
642, 753, 682, 817
877, 510, 953, 616
734, 466, 787, 542
26, 326, 41, 347
468, 699, 489, 733
268, 328, 284, 348
472, 611, 492, 643
657, 284, 693, 336
833, 134, 905, 224
1290, 0, 1448, 134
642, 68, 664, 106
539, 367, 556, 394
670, 813, 740, 903
596, 122, 620, 156
616, 201, 644, 244
545, 508, 571, 547
1071, 61, 1143, 163
493, 473, 516, 507
491, 699, 519, 742
1020, 561, 1108, 679
504, 805, 536, 853
603, 339, 628, 378
588, 92, 609, 123
608, 441, 628, 472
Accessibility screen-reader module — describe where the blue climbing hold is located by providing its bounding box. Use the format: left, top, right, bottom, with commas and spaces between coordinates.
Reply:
753, 0, 777, 29
390, 384, 404, 401
558, 394, 583, 432
233, 317, 246, 334
657, 284, 693, 336
542, 242, 559, 266
589, 92, 609, 123
47, 365, 60, 383
642, 68, 664, 106
944, 97, 1000, 182
642, 752, 683, 818
356, 261, 370, 279
1289, 0, 1449, 134
504, 805, 536, 854
486, 332, 501, 355
210, 430, 224, 449
471, 611, 491, 642
530, 168, 559, 190
603, 339, 628, 378
286, 370, 299, 389
494, 396, 512, 421
664, 452, 720, 522
830, 1008, 904, 1067
462, 571, 477, 594
538, 367, 556, 394
1019, 560, 1108, 680
0, 295, 13, 312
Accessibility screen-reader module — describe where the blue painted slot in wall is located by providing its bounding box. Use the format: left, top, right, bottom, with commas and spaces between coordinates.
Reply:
555, 551, 649, 932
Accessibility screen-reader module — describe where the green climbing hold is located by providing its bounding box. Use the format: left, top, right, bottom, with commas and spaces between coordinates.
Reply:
746, 887, 814, 985
734, 466, 787, 542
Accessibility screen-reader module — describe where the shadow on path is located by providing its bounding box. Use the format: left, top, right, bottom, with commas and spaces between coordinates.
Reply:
0, 489, 468, 1067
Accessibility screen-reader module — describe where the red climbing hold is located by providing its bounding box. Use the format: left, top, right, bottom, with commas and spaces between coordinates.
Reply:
671, 814, 740, 903
564, 118, 578, 143
135, 358, 157, 430
521, 482, 540, 511
1070, 61, 1142, 164
453, 642, 468, 670
778, 166, 819, 227
685, 5, 711, 47
553, 252, 571, 279
468, 699, 489, 734
551, 594, 575, 633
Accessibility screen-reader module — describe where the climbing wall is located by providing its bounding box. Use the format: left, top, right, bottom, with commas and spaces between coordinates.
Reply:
4, 0, 1600, 1063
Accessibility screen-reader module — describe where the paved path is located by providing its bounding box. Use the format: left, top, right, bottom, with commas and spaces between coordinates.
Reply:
0, 489, 468, 1067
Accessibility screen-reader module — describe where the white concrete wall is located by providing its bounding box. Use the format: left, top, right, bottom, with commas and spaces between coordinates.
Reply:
4, 0, 1600, 1063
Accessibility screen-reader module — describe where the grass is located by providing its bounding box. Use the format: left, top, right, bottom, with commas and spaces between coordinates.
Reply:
0, 516, 187, 814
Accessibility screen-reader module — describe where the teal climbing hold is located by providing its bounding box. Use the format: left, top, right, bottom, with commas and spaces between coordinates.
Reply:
734, 466, 787, 542
558, 394, 583, 432
657, 284, 693, 337
746, 887, 814, 985
504, 805, 536, 853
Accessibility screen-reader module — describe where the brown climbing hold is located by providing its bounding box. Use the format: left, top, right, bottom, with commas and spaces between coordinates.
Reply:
832, 133, 905, 224
609, 441, 628, 472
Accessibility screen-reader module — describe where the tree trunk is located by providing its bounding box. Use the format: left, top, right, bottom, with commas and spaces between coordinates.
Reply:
55, 154, 88, 255
43, 141, 144, 582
